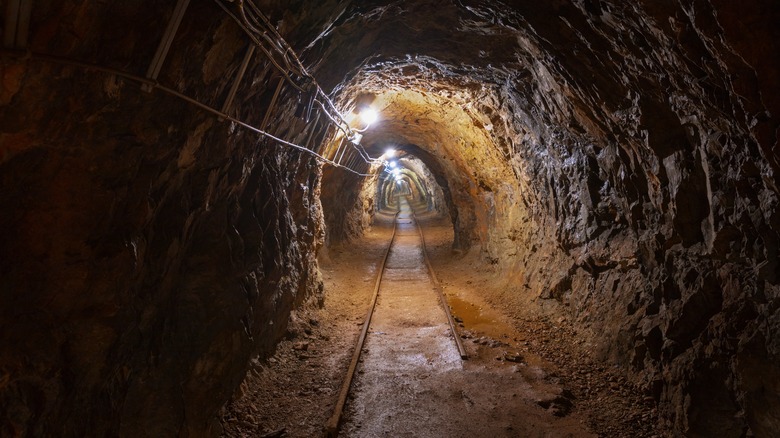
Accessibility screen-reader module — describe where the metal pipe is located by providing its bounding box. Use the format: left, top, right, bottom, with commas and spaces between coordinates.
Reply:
259, 76, 285, 131
220, 44, 255, 119
142, 0, 191, 92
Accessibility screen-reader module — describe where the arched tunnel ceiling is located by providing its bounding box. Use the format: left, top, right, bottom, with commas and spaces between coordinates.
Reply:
311, 3, 779, 433
305, 0, 778, 179
313, 0, 779, 258
1, 0, 779, 436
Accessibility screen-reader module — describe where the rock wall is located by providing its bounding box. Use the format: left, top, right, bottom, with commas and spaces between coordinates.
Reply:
320, 167, 377, 244
489, 2, 780, 435
0, 1, 327, 435
308, 0, 780, 435
1, 0, 778, 436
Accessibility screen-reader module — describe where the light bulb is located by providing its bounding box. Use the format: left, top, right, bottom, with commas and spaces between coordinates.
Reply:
359, 108, 378, 125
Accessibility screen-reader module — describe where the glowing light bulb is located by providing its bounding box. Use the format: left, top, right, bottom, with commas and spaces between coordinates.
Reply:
359, 108, 378, 125
389, 161, 397, 168
384, 148, 396, 158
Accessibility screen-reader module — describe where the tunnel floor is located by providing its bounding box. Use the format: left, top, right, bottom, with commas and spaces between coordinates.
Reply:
221, 210, 658, 437
339, 198, 463, 436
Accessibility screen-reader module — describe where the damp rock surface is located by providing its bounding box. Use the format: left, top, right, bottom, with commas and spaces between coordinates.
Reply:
1, 1, 328, 436
313, 1, 779, 435
1, 0, 779, 437
224, 212, 652, 438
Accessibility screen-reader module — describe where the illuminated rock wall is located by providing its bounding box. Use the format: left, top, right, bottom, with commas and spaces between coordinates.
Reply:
1, 0, 778, 436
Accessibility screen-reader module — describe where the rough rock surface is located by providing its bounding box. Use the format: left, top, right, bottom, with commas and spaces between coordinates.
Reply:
1, 1, 327, 436
312, 1, 780, 435
1, 0, 779, 436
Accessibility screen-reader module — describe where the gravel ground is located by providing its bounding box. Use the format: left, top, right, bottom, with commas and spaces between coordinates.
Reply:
221, 211, 661, 437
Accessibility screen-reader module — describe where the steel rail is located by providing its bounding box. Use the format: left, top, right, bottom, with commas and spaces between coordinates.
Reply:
409, 199, 468, 359
324, 210, 401, 437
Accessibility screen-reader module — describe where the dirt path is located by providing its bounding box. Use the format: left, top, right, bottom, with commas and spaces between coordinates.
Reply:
340, 198, 593, 438
339, 198, 463, 436
221, 207, 658, 437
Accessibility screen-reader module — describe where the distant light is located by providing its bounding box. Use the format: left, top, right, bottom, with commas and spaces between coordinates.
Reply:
384, 148, 396, 158
360, 107, 378, 125
388, 161, 397, 168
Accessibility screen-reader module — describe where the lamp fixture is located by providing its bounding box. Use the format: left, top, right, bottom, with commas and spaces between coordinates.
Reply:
353, 106, 379, 133
360, 107, 378, 125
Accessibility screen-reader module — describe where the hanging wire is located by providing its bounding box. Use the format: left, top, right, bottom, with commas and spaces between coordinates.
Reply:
211, 0, 306, 92
1, 49, 373, 176
4, 0, 384, 175
213, 0, 383, 168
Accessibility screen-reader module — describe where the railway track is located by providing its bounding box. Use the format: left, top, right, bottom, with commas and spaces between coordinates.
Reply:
324, 196, 465, 437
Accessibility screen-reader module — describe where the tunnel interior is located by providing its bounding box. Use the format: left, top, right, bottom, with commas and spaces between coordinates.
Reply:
1, 0, 779, 436
375, 152, 450, 214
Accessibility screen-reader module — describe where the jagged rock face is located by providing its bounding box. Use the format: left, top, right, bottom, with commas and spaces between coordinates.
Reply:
320, 167, 375, 243
384, 156, 449, 216
1, 1, 326, 436
308, 0, 779, 435
1, 0, 779, 436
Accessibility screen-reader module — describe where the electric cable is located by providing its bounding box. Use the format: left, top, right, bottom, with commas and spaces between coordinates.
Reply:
215, 1, 383, 170
1, 49, 373, 176
211, 0, 306, 92
214, 0, 358, 140
7, 0, 383, 174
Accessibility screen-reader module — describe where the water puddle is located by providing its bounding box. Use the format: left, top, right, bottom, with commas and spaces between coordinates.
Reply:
446, 294, 551, 372
447, 295, 518, 342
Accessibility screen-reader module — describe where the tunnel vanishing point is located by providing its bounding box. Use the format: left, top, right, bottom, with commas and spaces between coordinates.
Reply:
1, 0, 779, 436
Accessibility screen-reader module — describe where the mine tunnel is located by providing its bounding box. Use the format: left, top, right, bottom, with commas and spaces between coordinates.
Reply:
1, 0, 779, 436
